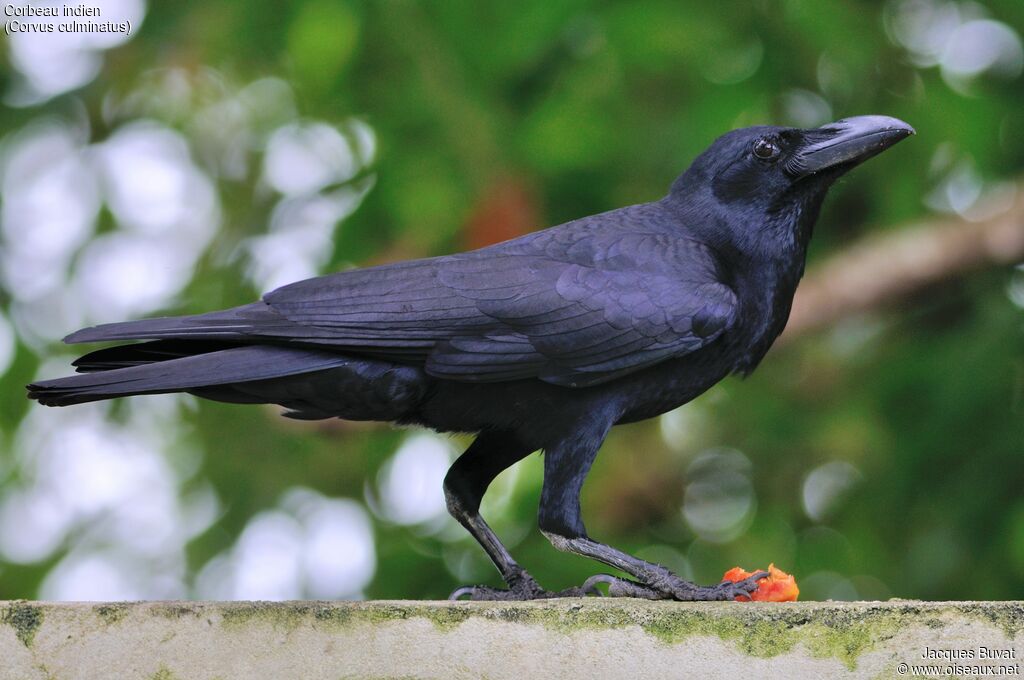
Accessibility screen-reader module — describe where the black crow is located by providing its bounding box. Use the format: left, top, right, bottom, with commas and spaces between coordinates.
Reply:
28, 115, 914, 600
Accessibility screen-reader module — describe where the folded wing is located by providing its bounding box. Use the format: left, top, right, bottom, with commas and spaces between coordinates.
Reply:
66, 227, 737, 387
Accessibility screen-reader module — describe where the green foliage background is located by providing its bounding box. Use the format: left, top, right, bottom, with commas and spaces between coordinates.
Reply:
0, 0, 1022, 601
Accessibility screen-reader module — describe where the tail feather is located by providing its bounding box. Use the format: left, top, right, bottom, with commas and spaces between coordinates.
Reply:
63, 302, 286, 344
72, 340, 239, 372
28, 344, 353, 407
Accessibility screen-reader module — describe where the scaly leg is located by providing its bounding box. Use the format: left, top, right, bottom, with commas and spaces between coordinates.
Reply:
445, 431, 596, 600
537, 416, 766, 601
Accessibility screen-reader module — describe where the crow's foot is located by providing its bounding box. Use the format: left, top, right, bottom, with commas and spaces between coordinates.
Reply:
583, 570, 769, 601
449, 573, 601, 601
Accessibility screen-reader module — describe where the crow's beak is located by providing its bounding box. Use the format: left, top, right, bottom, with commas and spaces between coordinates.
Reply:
786, 115, 915, 178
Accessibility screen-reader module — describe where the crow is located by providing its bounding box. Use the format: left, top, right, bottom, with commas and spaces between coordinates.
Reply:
28, 115, 914, 601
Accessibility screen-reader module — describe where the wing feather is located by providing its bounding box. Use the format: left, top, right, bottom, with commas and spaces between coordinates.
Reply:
68, 205, 736, 387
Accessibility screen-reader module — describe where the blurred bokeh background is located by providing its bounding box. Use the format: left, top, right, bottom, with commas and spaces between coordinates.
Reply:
1, 0, 1022, 602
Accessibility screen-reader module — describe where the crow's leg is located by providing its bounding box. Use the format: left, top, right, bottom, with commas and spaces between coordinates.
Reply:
537, 421, 766, 601
445, 431, 596, 600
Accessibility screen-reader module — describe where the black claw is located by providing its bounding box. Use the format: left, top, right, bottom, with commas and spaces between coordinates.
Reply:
448, 579, 604, 601
448, 585, 480, 601
581, 573, 616, 593
715, 570, 769, 600
551, 585, 599, 598
580, 576, 609, 597
735, 571, 769, 591
744, 570, 770, 584
583, 574, 668, 599
449, 585, 509, 601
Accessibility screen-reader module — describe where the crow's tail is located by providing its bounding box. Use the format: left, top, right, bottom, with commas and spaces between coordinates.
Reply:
27, 342, 354, 407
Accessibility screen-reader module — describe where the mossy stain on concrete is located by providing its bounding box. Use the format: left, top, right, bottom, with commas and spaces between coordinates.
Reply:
217, 600, 475, 634
1, 601, 43, 647
95, 603, 131, 626
950, 601, 1023, 639
385, 601, 1017, 670
218, 601, 330, 634
152, 603, 202, 620
208, 599, 905, 668
150, 666, 179, 680
150, 599, 1021, 672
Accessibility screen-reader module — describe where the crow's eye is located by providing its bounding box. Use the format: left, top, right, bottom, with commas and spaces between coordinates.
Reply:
752, 138, 781, 160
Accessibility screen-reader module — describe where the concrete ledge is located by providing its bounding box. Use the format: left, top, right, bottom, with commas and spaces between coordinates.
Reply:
1, 599, 1021, 679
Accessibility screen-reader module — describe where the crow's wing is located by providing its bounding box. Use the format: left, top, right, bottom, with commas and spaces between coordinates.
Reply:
264, 230, 736, 387
64, 223, 737, 387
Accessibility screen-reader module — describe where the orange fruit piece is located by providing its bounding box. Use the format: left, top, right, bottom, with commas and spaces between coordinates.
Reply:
722, 563, 799, 602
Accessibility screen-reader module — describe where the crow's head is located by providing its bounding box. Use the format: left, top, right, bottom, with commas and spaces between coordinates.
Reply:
691, 115, 914, 202
670, 115, 914, 249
